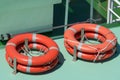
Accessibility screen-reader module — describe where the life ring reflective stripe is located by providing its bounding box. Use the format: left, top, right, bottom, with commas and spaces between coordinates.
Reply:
6, 33, 59, 73
64, 23, 117, 61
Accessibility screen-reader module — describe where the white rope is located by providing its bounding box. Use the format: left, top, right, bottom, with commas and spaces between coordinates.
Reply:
21, 47, 28, 55
92, 37, 116, 62
65, 37, 117, 62
100, 38, 116, 52
98, 54, 106, 60
93, 52, 101, 62
84, 33, 117, 62
83, 33, 102, 62
84, 35, 100, 44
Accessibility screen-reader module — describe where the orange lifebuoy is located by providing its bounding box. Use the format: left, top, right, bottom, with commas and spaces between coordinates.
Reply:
64, 23, 117, 61
6, 33, 59, 73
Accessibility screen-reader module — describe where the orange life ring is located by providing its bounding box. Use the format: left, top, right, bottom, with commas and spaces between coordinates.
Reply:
6, 33, 59, 73
64, 23, 117, 61
6, 53, 58, 73
65, 42, 116, 61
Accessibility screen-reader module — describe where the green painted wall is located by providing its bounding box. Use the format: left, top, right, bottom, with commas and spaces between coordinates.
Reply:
0, 0, 61, 34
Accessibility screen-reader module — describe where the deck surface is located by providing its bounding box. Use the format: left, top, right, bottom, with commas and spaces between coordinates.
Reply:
0, 25, 120, 80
